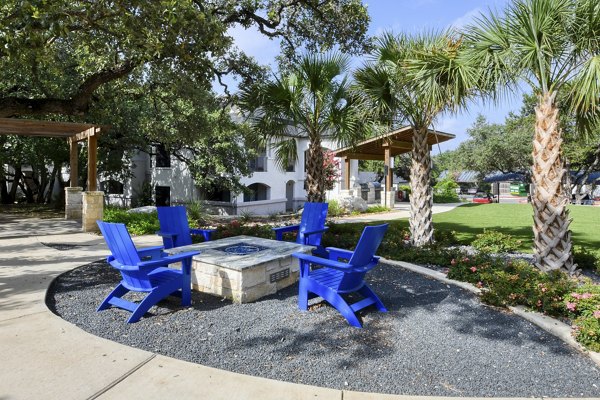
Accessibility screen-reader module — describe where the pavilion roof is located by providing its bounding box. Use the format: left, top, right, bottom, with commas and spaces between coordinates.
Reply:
333, 126, 455, 160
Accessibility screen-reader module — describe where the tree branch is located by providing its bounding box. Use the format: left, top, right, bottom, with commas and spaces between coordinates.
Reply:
0, 59, 138, 117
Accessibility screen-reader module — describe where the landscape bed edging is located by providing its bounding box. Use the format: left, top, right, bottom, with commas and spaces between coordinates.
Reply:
381, 258, 600, 368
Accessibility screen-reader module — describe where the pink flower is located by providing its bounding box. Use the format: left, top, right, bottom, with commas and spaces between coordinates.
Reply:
541, 287, 547, 293
581, 293, 593, 299
566, 302, 577, 312
476, 281, 483, 288
462, 257, 469, 263
571, 292, 582, 300
536, 299, 542, 308
470, 266, 477, 273
594, 310, 600, 319
450, 259, 456, 266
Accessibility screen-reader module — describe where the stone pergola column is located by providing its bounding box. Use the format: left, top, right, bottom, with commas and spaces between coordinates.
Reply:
82, 191, 104, 232
65, 138, 83, 220
382, 145, 395, 208
340, 157, 354, 197
65, 127, 103, 231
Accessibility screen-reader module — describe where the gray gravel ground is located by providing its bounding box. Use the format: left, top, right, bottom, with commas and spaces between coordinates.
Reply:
47, 260, 600, 398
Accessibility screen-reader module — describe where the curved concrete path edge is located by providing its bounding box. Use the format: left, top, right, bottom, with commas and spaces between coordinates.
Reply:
0, 222, 597, 400
381, 258, 600, 369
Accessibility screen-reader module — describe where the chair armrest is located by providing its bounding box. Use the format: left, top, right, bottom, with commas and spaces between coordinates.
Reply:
156, 231, 177, 239
326, 247, 354, 261
301, 227, 329, 237
292, 252, 350, 271
138, 251, 200, 268
137, 246, 165, 260
272, 225, 300, 241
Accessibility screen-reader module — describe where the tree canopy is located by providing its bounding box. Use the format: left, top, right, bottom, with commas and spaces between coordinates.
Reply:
239, 52, 366, 202
0, 0, 371, 117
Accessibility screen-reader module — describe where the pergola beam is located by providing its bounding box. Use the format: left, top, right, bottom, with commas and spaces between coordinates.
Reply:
342, 153, 385, 161
71, 126, 100, 143
385, 139, 412, 150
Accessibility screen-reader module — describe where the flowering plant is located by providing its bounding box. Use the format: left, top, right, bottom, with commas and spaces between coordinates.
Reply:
565, 284, 600, 352
322, 150, 340, 190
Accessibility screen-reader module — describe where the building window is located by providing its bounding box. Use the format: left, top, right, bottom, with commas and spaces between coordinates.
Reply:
285, 158, 295, 172
244, 183, 270, 202
202, 186, 231, 202
100, 180, 124, 195
154, 144, 171, 168
249, 146, 267, 172
155, 185, 171, 206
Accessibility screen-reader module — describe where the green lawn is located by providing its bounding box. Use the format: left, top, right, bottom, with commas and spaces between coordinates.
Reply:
434, 203, 600, 252
326, 203, 600, 253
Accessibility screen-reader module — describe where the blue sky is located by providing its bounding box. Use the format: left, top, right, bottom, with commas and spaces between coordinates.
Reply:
225, 0, 526, 152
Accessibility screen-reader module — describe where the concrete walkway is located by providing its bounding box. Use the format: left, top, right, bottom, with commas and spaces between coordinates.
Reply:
0, 213, 594, 400
335, 202, 463, 223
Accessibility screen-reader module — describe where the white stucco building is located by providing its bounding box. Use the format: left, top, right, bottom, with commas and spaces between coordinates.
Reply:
101, 136, 365, 215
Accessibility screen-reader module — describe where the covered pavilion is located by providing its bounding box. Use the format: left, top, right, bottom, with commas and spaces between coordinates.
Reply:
0, 118, 106, 231
333, 126, 455, 206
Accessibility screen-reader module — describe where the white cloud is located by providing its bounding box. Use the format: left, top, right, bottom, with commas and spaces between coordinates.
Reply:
449, 7, 482, 30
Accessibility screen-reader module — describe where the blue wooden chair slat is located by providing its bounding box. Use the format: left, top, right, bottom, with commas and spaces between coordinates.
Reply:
273, 202, 329, 255
292, 223, 389, 328
97, 221, 200, 323
157, 206, 215, 249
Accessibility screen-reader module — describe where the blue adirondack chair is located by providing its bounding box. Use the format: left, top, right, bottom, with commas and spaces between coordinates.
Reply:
273, 202, 329, 254
292, 223, 389, 328
97, 221, 200, 323
157, 206, 216, 249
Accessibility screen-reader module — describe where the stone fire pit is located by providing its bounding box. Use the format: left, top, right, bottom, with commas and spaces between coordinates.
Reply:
167, 235, 314, 303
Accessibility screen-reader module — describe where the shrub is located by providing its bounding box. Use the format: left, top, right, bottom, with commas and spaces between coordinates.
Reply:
565, 283, 600, 352
434, 230, 459, 246
472, 229, 521, 253
239, 210, 255, 223
186, 201, 209, 227
392, 245, 469, 267
398, 185, 411, 194
573, 246, 600, 273
213, 220, 274, 240
448, 257, 574, 316
365, 205, 389, 213
433, 178, 459, 203
102, 207, 159, 235
326, 199, 346, 217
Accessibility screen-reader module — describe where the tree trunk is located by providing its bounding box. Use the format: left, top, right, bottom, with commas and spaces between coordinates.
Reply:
8, 166, 21, 202
45, 163, 59, 204
0, 175, 9, 204
531, 92, 574, 274
306, 136, 325, 203
409, 126, 434, 246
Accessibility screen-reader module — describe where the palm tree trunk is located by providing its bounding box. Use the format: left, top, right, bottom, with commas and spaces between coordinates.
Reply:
531, 92, 574, 274
306, 137, 325, 203
409, 126, 434, 246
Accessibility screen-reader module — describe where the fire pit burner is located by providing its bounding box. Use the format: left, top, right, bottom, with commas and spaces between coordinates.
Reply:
215, 242, 269, 256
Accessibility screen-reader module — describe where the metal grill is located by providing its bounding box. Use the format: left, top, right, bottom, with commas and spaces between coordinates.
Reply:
270, 268, 290, 283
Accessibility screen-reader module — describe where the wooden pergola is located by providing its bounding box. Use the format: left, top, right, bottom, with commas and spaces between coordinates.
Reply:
0, 118, 105, 191
333, 126, 455, 191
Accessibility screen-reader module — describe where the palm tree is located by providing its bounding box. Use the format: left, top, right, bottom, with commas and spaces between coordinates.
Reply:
463, 0, 600, 274
354, 31, 475, 246
239, 53, 364, 203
